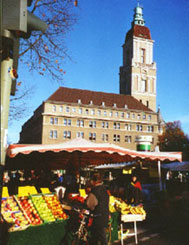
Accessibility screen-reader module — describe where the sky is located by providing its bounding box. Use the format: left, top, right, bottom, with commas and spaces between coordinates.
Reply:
8, 0, 189, 143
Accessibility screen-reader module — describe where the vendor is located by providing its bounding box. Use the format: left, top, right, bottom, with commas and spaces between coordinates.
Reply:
127, 174, 142, 206
86, 172, 109, 245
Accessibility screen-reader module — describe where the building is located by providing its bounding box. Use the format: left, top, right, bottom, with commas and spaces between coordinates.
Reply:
119, 4, 156, 112
19, 4, 163, 151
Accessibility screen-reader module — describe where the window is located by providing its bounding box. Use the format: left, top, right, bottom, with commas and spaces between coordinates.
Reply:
91, 109, 95, 115
121, 112, 124, 118
89, 121, 96, 128
141, 80, 147, 92
113, 134, 120, 142
54, 118, 58, 124
59, 106, 63, 112
102, 134, 109, 142
49, 130, 57, 139
132, 113, 135, 119
109, 111, 113, 117
104, 111, 107, 116
143, 114, 146, 119
105, 122, 109, 128
77, 120, 84, 127
136, 124, 143, 131
50, 117, 54, 124
52, 105, 56, 112
102, 122, 109, 128
89, 133, 96, 141
125, 135, 132, 143
79, 108, 83, 114
64, 119, 71, 126
126, 113, 130, 119
137, 114, 141, 120
85, 109, 89, 115
54, 130, 57, 139
63, 131, 71, 139
141, 48, 145, 63
148, 125, 154, 132
66, 106, 70, 113
148, 115, 152, 121
114, 122, 120, 129
50, 117, 58, 124
77, 132, 84, 139
125, 124, 132, 131
115, 112, 119, 118
68, 119, 71, 126
72, 107, 76, 113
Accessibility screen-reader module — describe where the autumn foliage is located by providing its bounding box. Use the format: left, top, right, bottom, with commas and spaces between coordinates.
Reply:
158, 121, 189, 155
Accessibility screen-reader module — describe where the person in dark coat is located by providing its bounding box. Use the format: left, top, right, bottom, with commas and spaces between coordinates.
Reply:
86, 172, 109, 245
127, 174, 142, 205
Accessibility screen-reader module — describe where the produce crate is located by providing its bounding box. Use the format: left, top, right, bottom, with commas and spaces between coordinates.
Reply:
30, 194, 56, 223
43, 193, 68, 221
15, 195, 43, 226
1, 196, 30, 232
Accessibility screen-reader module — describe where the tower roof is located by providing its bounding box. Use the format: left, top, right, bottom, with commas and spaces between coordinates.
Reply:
125, 25, 151, 41
125, 4, 151, 42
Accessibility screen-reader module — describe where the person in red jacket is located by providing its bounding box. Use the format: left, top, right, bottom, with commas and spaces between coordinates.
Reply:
128, 174, 142, 205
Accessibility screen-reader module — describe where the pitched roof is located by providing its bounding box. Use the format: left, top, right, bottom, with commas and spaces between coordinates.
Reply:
126, 24, 151, 41
46, 87, 153, 112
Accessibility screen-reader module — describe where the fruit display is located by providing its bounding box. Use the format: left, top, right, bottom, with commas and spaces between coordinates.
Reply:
1, 197, 29, 231
16, 196, 43, 226
43, 194, 68, 220
31, 195, 56, 223
109, 195, 146, 216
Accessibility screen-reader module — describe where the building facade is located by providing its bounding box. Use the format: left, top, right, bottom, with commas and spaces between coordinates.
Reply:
19, 4, 162, 151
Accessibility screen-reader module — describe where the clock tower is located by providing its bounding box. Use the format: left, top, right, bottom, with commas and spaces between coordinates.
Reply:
119, 4, 157, 111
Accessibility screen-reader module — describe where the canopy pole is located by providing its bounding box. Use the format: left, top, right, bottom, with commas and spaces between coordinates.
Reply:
77, 152, 82, 190
158, 160, 162, 191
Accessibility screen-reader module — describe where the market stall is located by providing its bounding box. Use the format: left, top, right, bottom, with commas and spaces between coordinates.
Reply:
2, 138, 182, 244
6, 138, 182, 170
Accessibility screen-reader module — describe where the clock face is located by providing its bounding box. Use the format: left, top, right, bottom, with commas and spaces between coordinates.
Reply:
141, 68, 147, 74
141, 68, 147, 79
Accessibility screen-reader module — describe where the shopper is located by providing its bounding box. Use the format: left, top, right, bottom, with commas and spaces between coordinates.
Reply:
86, 172, 109, 245
127, 174, 142, 205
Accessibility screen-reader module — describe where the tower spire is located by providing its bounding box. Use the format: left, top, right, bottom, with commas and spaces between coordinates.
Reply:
132, 1, 145, 26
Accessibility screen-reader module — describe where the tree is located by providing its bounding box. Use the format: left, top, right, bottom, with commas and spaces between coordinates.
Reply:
9, 84, 35, 123
19, 0, 78, 81
9, 0, 78, 122
158, 121, 189, 154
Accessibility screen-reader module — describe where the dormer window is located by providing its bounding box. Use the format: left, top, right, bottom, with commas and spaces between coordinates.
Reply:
102, 102, 105, 107
78, 99, 81, 104
113, 103, 117, 108
89, 100, 93, 105
124, 104, 128, 109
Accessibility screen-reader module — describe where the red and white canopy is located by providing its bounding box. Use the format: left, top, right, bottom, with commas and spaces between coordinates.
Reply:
6, 138, 182, 170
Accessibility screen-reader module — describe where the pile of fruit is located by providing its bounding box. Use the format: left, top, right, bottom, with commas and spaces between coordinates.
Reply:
109, 196, 146, 216
17, 196, 43, 226
44, 194, 68, 220
31, 195, 55, 223
1, 197, 29, 231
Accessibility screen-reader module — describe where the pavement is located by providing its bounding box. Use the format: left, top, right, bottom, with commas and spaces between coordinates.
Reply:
112, 192, 189, 244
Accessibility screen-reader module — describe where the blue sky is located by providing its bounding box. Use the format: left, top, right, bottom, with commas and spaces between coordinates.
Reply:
8, 0, 189, 143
